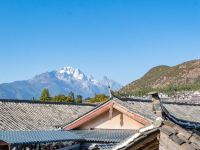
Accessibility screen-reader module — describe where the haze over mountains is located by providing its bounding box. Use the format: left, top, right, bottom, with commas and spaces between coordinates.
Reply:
0, 67, 122, 99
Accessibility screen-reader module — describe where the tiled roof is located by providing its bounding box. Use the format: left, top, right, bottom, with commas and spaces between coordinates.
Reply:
0, 130, 82, 144
115, 97, 200, 123
62, 96, 200, 130
161, 120, 200, 150
1, 95, 200, 132
0, 99, 95, 130
0, 129, 136, 148
113, 97, 158, 121
71, 129, 136, 143
163, 103, 200, 123
90, 143, 116, 150
112, 127, 159, 150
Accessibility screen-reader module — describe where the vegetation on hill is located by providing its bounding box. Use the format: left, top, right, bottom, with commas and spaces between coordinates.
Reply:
120, 60, 200, 96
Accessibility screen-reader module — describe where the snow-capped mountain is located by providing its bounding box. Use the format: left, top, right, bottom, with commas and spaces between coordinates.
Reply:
0, 66, 122, 99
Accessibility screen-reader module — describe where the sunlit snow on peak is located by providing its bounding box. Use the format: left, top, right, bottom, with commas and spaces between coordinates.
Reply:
57, 66, 86, 80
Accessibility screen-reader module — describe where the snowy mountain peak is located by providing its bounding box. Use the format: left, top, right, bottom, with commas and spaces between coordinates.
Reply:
0, 66, 122, 99
59, 66, 77, 74
57, 66, 86, 80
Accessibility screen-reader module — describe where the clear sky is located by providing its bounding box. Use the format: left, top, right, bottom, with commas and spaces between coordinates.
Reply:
0, 0, 200, 85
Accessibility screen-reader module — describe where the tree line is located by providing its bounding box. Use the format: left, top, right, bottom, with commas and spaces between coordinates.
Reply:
39, 88, 82, 103
119, 81, 200, 97
38, 88, 109, 103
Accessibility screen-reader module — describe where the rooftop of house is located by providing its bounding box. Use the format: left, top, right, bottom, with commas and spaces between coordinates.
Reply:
63, 95, 200, 130
0, 130, 82, 145
0, 94, 200, 150
88, 143, 116, 150
160, 120, 200, 150
0, 94, 200, 131
117, 97, 200, 123
112, 127, 160, 150
71, 129, 136, 143
109, 94, 200, 150
0, 99, 95, 130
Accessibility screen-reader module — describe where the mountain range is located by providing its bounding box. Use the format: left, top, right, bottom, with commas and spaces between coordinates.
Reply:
0, 67, 122, 99
120, 59, 200, 95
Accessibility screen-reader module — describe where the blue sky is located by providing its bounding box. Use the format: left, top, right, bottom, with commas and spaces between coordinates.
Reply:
0, 0, 199, 85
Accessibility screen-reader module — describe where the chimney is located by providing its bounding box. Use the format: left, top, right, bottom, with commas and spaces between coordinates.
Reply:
149, 92, 162, 117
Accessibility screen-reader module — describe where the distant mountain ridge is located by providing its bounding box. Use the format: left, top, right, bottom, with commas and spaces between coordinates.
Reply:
120, 60, 200, 95
0, 66, 122, 99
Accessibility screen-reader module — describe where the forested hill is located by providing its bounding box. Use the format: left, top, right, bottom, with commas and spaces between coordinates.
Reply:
120, 59, 200, 96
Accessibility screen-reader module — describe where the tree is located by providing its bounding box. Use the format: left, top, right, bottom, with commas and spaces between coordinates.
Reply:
52, 94, 66, 102
76, 95, 82, 103
68, 91, 75, 100
32, 97, 36, 101
66, 91, 75, 102
89, 94, 108, 103
40, 88, 51, 102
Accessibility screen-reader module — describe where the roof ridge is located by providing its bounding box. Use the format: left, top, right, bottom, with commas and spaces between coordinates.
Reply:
0, 99, 96, 106
117, 97, 200, 106
71, 129, 136, 131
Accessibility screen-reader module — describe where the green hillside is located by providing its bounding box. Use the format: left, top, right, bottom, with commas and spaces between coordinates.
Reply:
120, 60, 200, 96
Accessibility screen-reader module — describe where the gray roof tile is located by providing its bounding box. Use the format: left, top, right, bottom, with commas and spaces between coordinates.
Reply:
95, 143, 116, 150
0, 130, 82, 144
161, 121, 200, 150
164, 103, 200, 123
71, 129, 136, 143
115, 97, 200, 123
0, 100, 95, 130
113, 98, 157, 121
